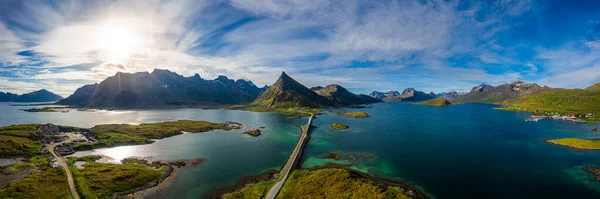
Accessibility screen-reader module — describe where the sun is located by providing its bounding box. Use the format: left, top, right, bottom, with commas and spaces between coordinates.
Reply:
95, 24, 142, 60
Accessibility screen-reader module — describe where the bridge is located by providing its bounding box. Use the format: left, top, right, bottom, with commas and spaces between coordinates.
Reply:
265, 114, 315, 199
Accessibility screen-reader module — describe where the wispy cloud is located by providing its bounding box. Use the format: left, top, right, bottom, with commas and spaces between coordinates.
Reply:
0, 0, 598, 95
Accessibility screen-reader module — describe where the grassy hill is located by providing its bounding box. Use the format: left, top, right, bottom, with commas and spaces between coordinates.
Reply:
253, 72, 331, 108
502, 83, 600, 122
419, 98, 452, 106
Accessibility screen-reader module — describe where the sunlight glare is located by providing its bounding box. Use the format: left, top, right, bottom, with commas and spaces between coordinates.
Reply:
95, 24, 142, 60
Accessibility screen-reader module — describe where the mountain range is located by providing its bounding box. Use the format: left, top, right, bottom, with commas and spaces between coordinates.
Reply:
455, 81, 542, 104
369, 88, 437, 102
252, 72, 379, 108
0, 89, 63, 102
58, 69, 267, 108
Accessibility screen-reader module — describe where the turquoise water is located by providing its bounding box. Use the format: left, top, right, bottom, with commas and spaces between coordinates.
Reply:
2, 102, 600, 198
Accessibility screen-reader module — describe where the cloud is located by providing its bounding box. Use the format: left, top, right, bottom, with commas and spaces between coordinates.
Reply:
4, 0, 600, 95
537, 63, 600, 88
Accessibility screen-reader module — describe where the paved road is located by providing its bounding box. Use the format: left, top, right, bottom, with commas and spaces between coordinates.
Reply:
49, 135, 81, 199
266, 114, 315, 199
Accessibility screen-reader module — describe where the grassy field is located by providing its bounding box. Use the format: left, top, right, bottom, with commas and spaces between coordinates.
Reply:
75, 120, 239, 150
339, 111, 370, 118
419, 98, 452, 106
502, 84, 600, 122
278, 169, 412, 199
223, 169, 416, 199
331, 123, 349, 130
0, 168, 71, 199
5, 154, 50, 173
545, 138, 600, 150
0, 124, 41, 157
222, 180, 277, 199
69, 162, 163, 199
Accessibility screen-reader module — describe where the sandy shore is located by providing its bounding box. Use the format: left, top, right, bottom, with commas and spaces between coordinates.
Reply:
115, 158, 206, 199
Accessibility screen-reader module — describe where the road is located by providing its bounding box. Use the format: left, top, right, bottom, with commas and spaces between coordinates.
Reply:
266, 114, 315, 199
49, 134, 81, 199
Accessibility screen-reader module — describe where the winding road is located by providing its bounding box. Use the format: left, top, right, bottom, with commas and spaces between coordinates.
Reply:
49, 135, 81, 199
266, 114, 315, 199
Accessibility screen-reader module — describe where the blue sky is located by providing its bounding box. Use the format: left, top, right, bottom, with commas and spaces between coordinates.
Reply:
1, 0, 600, 96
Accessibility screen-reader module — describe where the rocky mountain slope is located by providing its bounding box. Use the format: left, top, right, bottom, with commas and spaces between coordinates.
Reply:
58, 69, 266, 108
313, 84, 380, 105
370, 88, 436, 102
502, 82, 600, 119
456, 81, 542, 103
0, 89, 63, 102
253, 72, 378, 108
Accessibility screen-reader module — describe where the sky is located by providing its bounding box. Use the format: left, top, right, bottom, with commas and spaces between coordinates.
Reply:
1, 0, 600, 97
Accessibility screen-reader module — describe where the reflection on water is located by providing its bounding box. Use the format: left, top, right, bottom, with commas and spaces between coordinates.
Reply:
3, 102, 600, 198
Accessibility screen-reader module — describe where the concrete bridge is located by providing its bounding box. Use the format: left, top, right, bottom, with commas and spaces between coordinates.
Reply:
265, 114, 315, 199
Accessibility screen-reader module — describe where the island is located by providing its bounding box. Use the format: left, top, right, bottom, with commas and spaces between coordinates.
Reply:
23, 107, 57, 112
244, 129, 262, 137
331, 123, 349, 130
419, 98, 452, 106
544, 138, 600, 150
587, 167, 600, 181
337, 110, 370, 118
0, 120, 240, 198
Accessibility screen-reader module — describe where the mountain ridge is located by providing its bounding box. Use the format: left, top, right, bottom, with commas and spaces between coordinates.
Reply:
58, 69, 267, 108
0, 89, 63, 102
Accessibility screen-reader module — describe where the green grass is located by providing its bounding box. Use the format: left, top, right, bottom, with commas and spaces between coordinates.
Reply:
502, 86, 600, 122
545, 138, 600, 150
331, 123, 349, 130
0, 124, 41, 157
74, 120, 239, 150
419, 98, 452, 106
0, 124, 40, 137
0, 135, 41, 157
222, 180, 276, 199
277, 169, 411, 199
5, 154, 50, 173
0, 168, 71, 199
340, 111, 370, 118
70, 162, 162, 199
121, 157, 149, 165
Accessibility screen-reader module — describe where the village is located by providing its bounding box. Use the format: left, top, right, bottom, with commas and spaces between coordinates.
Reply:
525, 111, 596, 123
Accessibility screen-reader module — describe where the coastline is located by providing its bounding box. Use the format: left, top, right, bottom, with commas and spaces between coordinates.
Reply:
114, 158, 207, 198
217, 163, 427, 199
542, 138, 600, 151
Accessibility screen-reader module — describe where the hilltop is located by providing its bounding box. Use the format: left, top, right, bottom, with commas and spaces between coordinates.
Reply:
419, 98, 452, 106
58, 69, 266, 108
501, 82, 600, 121
252, 72, 378, 109
252, 72, 331, 108
0, 89, 63, 102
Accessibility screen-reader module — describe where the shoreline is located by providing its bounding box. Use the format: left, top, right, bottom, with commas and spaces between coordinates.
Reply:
542, 138, 600, 151
113, 157, 207, 198
217, 163, 427, 199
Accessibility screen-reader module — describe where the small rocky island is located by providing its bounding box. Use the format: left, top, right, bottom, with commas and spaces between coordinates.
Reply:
243, 128, 262, 137
331, 123, 349, 130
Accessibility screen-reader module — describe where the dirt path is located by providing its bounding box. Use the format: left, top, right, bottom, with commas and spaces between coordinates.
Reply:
266, 114, 315, 199
49, 136, 81, 199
